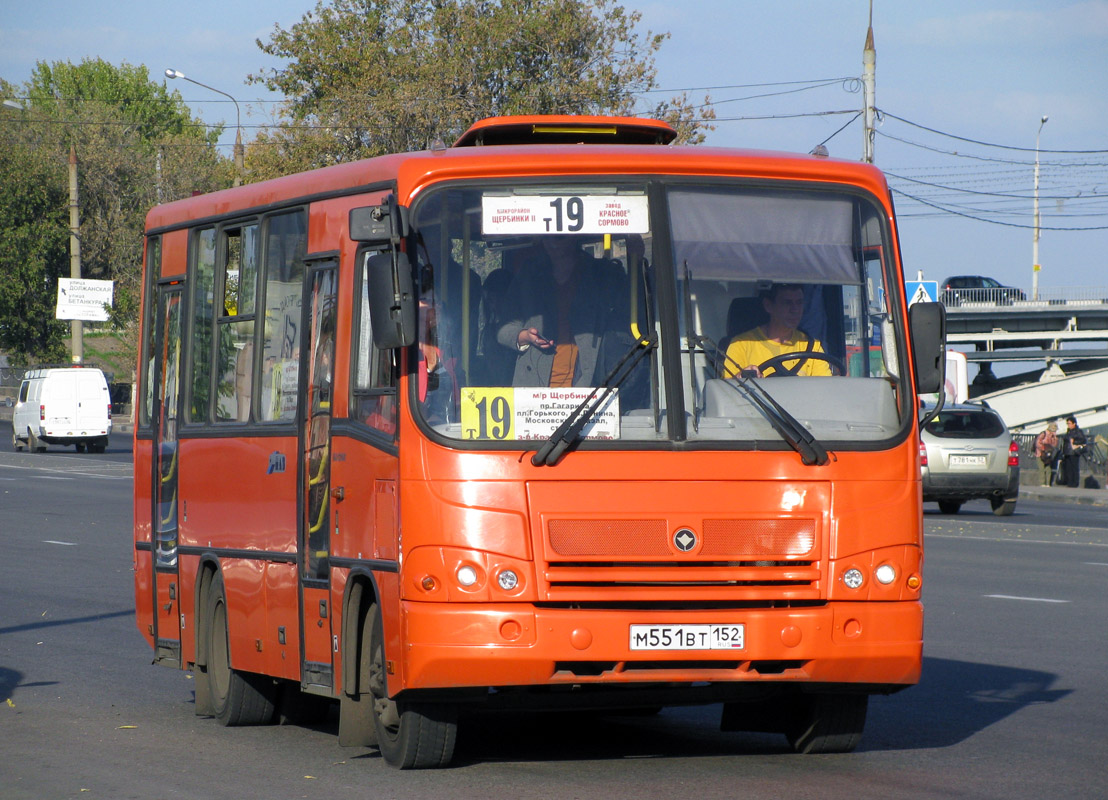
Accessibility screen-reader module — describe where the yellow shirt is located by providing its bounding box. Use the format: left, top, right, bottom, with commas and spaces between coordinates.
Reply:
722, 327, 831, 377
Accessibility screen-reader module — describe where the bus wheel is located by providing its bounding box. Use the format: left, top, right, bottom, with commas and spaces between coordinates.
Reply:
205, 572, 277, 726
785, 693, 868, 754
367, 604, 457, 768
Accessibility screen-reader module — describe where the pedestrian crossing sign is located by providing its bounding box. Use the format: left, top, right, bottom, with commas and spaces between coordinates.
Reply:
905, 281, 938, 306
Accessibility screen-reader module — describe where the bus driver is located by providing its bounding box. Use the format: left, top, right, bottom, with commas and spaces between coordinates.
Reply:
721, 283, 832, 378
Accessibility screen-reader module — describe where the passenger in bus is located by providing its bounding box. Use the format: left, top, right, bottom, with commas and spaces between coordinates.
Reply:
496, 236, 622, 388
721, 284, 832, 378
418, 296, 459, 424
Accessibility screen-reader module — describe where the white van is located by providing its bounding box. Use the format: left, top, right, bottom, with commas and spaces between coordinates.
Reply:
12, 367, 112, 453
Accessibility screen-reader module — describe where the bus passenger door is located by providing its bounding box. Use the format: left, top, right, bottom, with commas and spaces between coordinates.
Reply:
151, 283, 183, 665
299, 263, 338, 689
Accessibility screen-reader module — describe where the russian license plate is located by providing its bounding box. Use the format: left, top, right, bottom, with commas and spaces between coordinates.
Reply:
629, 624, 745, 651
949, 454, 986, 467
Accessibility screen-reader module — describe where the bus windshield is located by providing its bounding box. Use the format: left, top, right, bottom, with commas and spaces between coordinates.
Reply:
409, 181, 907, 449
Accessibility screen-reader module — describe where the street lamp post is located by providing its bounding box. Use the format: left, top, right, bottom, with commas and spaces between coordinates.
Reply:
1032, 115, 1048, 301
165, 68, 243, 186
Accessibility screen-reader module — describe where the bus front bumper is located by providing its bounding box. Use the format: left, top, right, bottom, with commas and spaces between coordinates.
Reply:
399, 600, 922, 693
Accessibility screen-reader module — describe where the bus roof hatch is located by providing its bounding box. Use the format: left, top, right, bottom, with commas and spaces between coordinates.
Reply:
452, 115, 678, 147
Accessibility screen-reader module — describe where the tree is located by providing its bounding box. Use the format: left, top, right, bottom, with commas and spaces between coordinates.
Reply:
0, 86, 68, 365
246, 0, 713, 178
0, 60, 228, 366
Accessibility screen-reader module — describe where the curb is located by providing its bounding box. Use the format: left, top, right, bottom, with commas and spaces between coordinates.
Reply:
1018, 486, 1108, 508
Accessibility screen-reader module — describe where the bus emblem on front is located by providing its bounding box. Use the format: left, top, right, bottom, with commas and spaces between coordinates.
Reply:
673, 528, 697, 552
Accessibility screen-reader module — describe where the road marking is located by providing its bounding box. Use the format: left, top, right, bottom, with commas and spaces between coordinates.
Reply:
927, 533, 1108, 548
0, 463, 130, 480
1085, 562, 1108, 567
43, 540, 78, 546
984, 594, 1071, 604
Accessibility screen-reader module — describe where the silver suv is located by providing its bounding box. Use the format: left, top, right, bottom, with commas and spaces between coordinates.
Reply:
920, 402, 1020, 515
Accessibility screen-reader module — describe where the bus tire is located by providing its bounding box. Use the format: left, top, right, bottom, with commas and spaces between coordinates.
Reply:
367, 603, 456, 768
204, 572, 277, 727
785, 693, 867, 754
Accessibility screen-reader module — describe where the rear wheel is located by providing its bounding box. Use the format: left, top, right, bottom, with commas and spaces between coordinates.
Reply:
205, 572, 277, 726
937, 499, 963, 514
367, 604, 456, 768
991, 497, 1016, 516
785, 693, 868, 754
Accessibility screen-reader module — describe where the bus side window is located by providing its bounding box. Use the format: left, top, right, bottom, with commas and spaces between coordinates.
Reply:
258, 210, 307, 422
353, 249, 398, 437
214, 223, 259, 423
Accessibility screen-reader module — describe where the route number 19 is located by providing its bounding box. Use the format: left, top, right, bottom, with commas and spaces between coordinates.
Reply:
548, 197, 584, 232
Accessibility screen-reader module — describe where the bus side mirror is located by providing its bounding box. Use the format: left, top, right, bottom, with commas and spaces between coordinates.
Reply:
350, 195, 410, 243
909, 301, 946, 394
367, 251, 416, 349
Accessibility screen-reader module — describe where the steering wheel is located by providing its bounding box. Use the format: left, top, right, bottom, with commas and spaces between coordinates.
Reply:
756, 351, 845, 376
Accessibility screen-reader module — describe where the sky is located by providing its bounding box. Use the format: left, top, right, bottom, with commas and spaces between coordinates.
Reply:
2, 0, 1106, 290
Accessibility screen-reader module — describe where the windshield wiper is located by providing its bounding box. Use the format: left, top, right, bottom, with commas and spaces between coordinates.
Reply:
531, 334, 657, 467
696, 334, 830, 467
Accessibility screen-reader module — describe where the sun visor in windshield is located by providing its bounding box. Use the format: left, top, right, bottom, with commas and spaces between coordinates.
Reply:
670, 189, 859, 284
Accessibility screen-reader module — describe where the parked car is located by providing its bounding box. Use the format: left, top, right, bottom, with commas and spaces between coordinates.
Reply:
11, 367, 112, 453
920, 402, 1020, 515
939, 275, 1026, 305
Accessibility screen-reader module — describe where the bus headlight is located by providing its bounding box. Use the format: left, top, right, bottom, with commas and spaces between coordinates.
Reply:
874, 564, 897, 585
456, 565, 479, 587
496, 569, 519, 591
843, 568, 864, 589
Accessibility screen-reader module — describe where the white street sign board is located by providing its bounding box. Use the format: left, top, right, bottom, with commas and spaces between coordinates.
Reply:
57, 278, 113, 322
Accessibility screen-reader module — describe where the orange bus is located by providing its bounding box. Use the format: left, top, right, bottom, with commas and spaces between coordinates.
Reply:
134, 115, 945, 768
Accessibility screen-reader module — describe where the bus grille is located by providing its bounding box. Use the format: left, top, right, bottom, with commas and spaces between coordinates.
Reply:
541, 518, 822, 602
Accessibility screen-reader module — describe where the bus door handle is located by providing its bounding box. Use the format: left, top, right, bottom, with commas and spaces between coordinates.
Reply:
330, 486, 345, 502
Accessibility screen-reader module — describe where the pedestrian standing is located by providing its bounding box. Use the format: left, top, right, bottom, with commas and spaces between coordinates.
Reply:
1060, 416, 1087, 488
1034, 421, 1059, 486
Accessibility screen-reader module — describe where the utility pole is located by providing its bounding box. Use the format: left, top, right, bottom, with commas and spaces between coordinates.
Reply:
1032, 116, 1049, 301
862, 1, 876, 163
68, 144, 83, 364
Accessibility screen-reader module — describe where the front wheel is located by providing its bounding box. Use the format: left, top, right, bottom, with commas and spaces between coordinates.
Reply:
991, 497, 1016, 516
785, 693, 868, 754
367, 604, 456, 768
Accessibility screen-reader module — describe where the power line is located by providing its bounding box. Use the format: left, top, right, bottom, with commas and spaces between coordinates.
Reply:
647, 77, 858, 94
891, 187, 1108, 230
879, 110, 1108, 155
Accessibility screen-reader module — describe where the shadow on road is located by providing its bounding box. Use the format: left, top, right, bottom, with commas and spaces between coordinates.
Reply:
865, 656, 1070, 751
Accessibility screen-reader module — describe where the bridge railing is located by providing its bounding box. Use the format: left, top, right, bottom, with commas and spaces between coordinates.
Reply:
940, 286, 1108, 308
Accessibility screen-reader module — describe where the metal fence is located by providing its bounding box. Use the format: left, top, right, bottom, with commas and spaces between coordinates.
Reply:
1014, 431, 1107, 484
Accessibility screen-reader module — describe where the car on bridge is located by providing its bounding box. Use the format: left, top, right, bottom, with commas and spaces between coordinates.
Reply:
940, 275, 1026, 305
920, 401, 1020, 515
